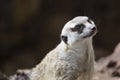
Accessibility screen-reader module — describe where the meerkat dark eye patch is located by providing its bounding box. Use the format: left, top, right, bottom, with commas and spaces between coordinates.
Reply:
61, 36, 68, 44
87, 19, 92, 24
71, 24, 85, 34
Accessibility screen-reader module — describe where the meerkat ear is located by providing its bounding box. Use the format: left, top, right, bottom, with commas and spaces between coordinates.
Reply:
61, 36, 68, 44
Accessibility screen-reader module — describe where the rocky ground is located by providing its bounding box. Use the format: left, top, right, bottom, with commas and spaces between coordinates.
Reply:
93, 43, 120, 80
0, 43, 120, 80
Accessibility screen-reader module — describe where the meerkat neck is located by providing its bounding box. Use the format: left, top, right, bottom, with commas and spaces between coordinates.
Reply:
72, 37, 93, 48
57, 37, 93, 52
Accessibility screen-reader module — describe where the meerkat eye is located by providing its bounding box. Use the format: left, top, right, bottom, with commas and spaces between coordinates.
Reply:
87, 19, 92, 24
71, 24, 85, 33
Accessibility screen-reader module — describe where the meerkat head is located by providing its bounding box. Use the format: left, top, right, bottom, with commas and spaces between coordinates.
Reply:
61, 16, 97, 45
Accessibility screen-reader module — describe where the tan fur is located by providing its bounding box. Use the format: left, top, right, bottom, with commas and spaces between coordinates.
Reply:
29, 16, 97, 80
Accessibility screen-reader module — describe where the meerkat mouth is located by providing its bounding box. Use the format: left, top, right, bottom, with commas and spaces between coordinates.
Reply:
83, 27, 97, 38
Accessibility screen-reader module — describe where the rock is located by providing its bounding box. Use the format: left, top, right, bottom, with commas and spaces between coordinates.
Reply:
93, 43, 120, 80
0, 72, 8, 80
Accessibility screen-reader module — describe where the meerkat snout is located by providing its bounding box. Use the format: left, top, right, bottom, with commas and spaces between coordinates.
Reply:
92, 27, 96, 31
91, 27, 97, 35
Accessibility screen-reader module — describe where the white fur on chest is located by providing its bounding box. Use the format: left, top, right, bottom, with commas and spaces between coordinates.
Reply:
30, 38, 94, 80
32, 39, 93, 80
44, 39, 94, 80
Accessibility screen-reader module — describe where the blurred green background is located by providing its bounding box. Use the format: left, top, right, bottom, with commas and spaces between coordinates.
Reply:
0, 0, 120, 75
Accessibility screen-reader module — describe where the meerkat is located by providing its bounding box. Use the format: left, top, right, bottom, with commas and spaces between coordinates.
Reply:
10, 16, 97, 80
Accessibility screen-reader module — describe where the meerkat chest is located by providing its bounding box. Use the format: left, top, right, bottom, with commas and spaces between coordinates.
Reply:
58, 48, 89, 64
46, 49, 93, 79
33, 46, 94, 80
54, 49, 92, 72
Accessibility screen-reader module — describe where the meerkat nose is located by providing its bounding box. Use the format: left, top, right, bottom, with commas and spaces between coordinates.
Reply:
92, 27, 97, 31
